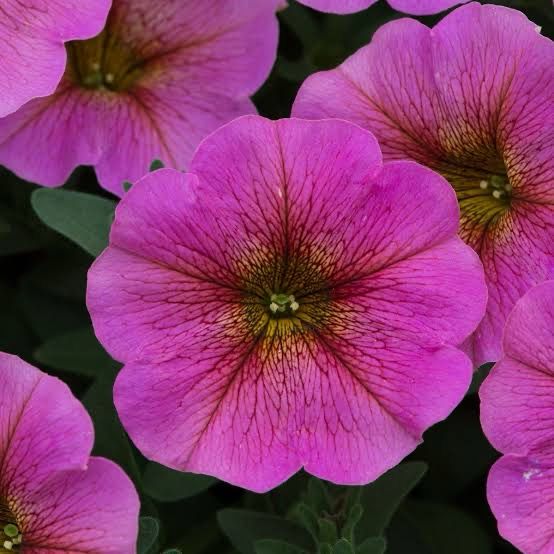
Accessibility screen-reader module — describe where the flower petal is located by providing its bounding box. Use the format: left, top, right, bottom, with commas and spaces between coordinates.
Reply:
0, 352, 93, 498
114, 339, 471, 491
480, 358, 554, 458
0, 0, 110, 116
487, 454, 554, 554
87, 245, 248, 363
297, 0, 376, 14
476, 208, 554, 364
0, 85, 107, 186
22, 457, 139, 553
89, 116, 486, 491
387, 0, 467, 15
293, 4, 554, 365
110, 0, 278, 97
94, 88, 256, 196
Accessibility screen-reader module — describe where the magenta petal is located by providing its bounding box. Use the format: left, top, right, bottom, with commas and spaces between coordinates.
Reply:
89, 116, 486, 491
0, 0, 278, 195
0, 352, 139, 551
293, 4, 554, 365
114, 344, 471, 492
487, 455, 554, 554
298, 0, 377, 13
0, 87, 107, 187
481, 282, 554, 552
94, 90, 256, 196
297, 0, 466, 14
22, 457, 139, 553
0, 0, 111, 117
480, 358, 554, 458
0, 352, 93, 494
387, 0, 467, 14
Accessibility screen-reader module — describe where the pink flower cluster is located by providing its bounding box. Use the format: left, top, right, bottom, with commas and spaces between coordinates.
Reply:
0, 1, 552, 551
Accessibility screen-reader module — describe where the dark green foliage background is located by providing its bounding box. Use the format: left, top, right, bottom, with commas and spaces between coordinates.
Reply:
1, 1, 552, 552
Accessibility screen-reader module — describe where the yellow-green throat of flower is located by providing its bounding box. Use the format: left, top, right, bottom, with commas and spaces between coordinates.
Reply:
0, 500, 22, 553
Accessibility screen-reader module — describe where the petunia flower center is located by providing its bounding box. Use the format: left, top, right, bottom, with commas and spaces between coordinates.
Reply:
66, 27, 145, 92
238, 251, 334, 339
440, 162, 513, 248
269, 293, 300, 317
0, 500, 22, 553
477, 174, 512, 200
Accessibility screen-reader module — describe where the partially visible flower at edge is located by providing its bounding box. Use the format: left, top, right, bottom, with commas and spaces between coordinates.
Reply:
0, 0, 111, 117
0, 0, 279, 196
297, 0, 467, 15
0, 351, 139, 553
87, 115, 487, 492
292, 2, 554, 365
480, 281, 554, 554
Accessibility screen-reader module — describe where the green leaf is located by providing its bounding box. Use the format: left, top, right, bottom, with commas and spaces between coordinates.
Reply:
34, 327, 118, 376
333, 539, 355, 554
31, 189, 116, 256
255, 539, 307, 554
399, 500, 492, 554
306, 478, 331, 514
342, 503, 362, 543
150, 159, 165, 171
137, 517, 160, 554
293, 502, 319, 540
142, 462, 216, 502
318, 517, 338, 545
357, 537, 387, 554
218, 509, 314, 554
355, 461, 427, 541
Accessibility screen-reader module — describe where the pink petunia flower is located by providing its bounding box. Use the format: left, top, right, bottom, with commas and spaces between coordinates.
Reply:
293, 3, 554, 365
480, 281, 554, 554
0, 352, 139, 553
0, 0, 279, 196
87, 116, 487, 492
0, 0, 111, 117
296, 0, 466, 15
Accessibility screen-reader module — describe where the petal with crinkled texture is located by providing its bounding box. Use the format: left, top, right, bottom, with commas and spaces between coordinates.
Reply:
387, 0, 467, 14
21, 457, 139, 554
0, 0, 111, 116
89, 116, 486, 491
0, 352, 93, 493
297, 0, 465, 14
0, 0, 278, 195
0, 84, 108, 187
297, 0, 376, 13
0, 352, 139, 551
481, 281, 554, 553
487, 454, 554, 554
293, 3, 554, 365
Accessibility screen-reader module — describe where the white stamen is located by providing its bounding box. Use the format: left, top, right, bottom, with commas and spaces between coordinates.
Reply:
492, 190, 503, 199
479, 180, 488, 189
3, 541, 13, 551
105, 73, 115, 83
290, 301, 299, 312
269, 302, 279, 313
